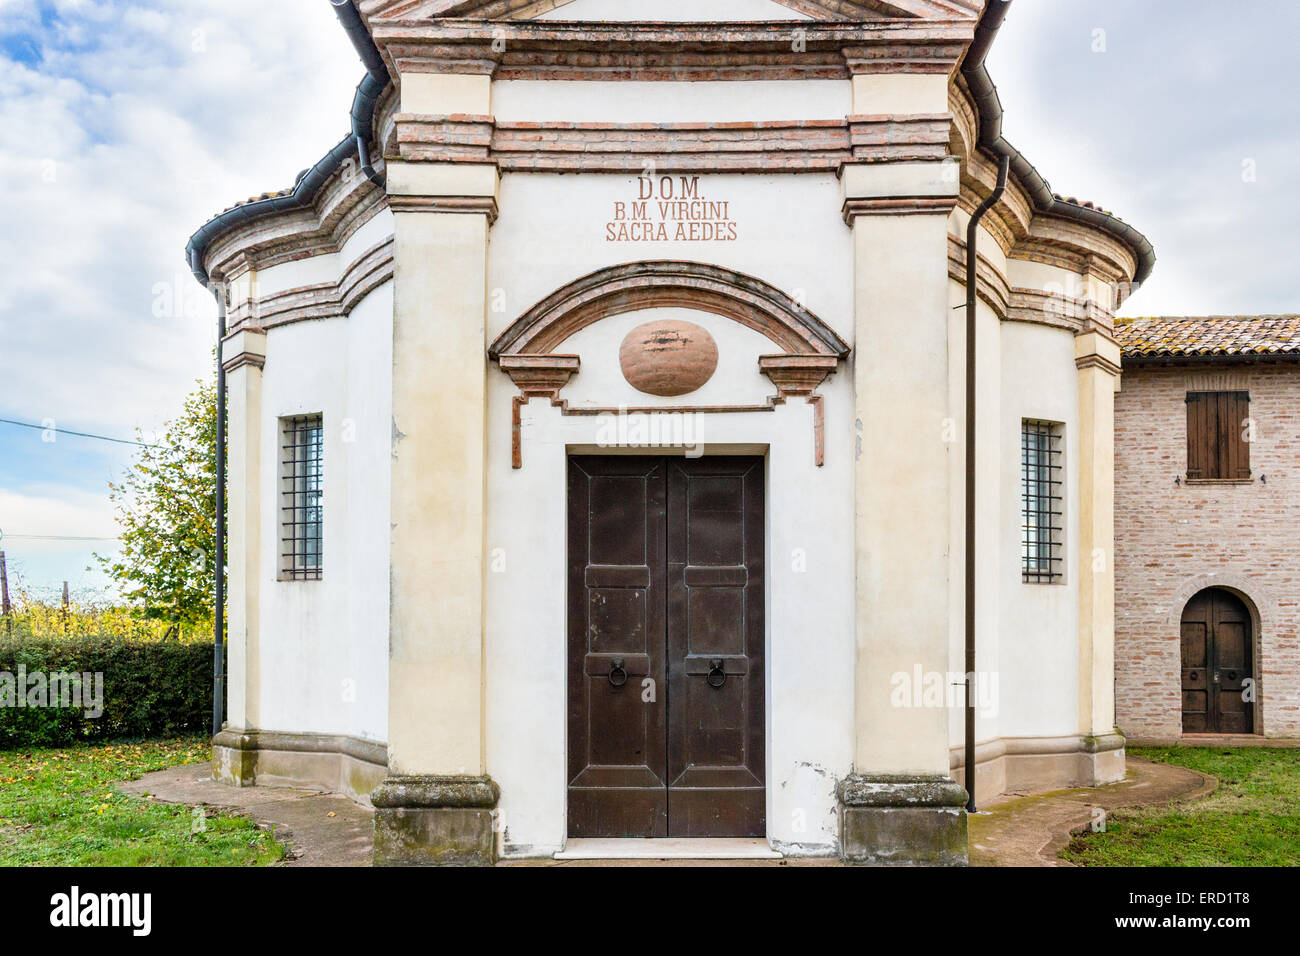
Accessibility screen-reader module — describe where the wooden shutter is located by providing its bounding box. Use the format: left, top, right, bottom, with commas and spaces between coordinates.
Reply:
1186, 391, 1250, 480
1186, 392, 1209, 478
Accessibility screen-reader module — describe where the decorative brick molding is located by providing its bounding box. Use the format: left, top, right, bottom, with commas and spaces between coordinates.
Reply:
1164, 571, 1278, 634
490, 260, 850, 359
201, 166, 389, 326
843, 194, 959, 223
946, 233, 1009, 317
224, 237, 394, 333
367, 19, 977, 81
499, 354, 580, 468
388, 114, 951, 174
221, 350, 265, 374
387, 193, 499, 222
489, 260, 850, 468
759, 354, 839, 465
404, 0, 981, 20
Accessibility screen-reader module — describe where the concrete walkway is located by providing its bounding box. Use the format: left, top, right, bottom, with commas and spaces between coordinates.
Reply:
123, 756, 1215, 867
121, 763, 373, 867
968, 757, 1217, 867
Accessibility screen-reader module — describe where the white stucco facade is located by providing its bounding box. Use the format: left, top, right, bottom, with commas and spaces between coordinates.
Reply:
196, 0, 1149, 865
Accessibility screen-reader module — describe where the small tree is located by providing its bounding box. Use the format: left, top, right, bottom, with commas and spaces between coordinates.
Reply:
97, 381, 223, 640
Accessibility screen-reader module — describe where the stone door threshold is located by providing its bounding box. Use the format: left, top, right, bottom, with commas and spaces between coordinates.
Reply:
554, 838, 782, 860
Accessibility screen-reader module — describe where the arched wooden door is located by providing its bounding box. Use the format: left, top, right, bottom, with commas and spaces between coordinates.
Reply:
1180, 588, 1254, 734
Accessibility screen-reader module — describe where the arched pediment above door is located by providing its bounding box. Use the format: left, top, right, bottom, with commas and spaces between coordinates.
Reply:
489, 261, 850, 469
488, 260, 850, 360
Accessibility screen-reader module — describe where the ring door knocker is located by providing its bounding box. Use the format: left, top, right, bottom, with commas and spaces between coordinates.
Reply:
707, 658, 726, 689
608, 658, 628, 687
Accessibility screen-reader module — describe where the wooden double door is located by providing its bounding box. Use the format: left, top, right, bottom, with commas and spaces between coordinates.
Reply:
1181, 587, 1254, 734
567, 456, 765, 838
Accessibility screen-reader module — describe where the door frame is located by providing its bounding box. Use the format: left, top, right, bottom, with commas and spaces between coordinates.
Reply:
563, 449, 772, 841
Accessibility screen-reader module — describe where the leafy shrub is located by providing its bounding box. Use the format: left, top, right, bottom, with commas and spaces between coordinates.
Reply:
0, 634, 213, 748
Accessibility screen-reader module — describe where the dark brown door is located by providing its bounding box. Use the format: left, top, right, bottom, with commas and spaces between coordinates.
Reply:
567, 456, 765, 838
1181, 588, 1254, 734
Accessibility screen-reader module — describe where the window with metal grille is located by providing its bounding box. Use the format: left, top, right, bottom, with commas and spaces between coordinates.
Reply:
1186, 391, 1251, 481
1021, 420, 1064, 584
280, 414, 323, 580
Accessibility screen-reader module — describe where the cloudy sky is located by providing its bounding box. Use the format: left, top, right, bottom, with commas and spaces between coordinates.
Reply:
0, 0, 1296, 598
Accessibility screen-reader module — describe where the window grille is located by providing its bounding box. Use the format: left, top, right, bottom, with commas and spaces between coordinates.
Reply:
280, 414, 323, 580
1021, 420, 1063, 583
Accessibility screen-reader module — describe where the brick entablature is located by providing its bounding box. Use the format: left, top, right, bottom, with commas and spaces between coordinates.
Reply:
1114, 363, 1300, 739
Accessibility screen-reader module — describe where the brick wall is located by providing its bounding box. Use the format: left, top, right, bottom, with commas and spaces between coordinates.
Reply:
1114, 363, 1300, 739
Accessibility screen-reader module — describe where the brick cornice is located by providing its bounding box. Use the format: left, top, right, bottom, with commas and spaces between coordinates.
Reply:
387, 113, 951, 173
363, 0, 980, 22
225, 238, 395, 334
367, 19, 975, 80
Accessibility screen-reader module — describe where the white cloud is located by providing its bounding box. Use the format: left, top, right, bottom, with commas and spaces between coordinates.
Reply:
0, 0, 362, 438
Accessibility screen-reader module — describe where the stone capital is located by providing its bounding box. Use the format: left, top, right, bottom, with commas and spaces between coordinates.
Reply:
221, 329, 266, 374
1075, 328, 1123, 377
841, 159, 960, 223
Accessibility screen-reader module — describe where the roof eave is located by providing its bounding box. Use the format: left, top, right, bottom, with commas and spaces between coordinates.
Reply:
960, 0, 1156, 288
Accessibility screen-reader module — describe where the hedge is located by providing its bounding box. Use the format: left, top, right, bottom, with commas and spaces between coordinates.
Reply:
0, 635, 213, 748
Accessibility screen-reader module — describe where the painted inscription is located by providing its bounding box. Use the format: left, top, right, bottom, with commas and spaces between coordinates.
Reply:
606, 176, 738, 243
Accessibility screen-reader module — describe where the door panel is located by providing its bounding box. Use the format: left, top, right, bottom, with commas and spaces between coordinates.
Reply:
1212, 598, 1252, 734
567, 457, 667, 837
567, 455, 766, 839
1180, 617, 1210, 733
1180, 588, 1254, 735
667, 458, 765, 837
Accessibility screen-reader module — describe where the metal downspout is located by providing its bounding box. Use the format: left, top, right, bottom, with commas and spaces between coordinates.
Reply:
964, 153, 1010, 812
212, 286, 227, 738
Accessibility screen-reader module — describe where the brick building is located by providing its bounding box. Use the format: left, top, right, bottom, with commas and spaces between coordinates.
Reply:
1114, 315, 1300, 743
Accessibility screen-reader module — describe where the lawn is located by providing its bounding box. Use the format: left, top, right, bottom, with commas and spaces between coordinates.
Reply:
0, 738, 285, 866
1063, 746, 1300, 866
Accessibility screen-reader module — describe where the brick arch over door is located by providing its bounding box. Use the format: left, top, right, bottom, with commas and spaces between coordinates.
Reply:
1164, 571, 1275, 638
487, 260, 850, 360
1168, 572, 1269, 735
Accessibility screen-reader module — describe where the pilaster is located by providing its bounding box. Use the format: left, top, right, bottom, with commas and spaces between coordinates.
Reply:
213, 329, 266, 786
375, 74, 500, 866
841, 149, 967, 863
1075, 328, 1126, 784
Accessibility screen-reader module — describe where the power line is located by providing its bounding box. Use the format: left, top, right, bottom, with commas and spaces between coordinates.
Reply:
2, 534, 121, 541
0, 418, 161, 448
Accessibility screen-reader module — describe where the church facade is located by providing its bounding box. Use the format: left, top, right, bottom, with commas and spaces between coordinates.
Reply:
188, 0, 1152, 865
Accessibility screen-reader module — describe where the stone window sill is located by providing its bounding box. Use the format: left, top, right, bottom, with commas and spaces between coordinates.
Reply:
1184, 477, 1254, 485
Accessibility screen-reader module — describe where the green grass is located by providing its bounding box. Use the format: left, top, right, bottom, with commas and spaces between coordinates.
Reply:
1063, 746, 1300, 866
0, 738, 285, 866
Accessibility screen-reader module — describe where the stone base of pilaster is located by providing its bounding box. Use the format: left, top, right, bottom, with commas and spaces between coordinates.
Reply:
211, 730, 259, 787
838, 774, 968, 866
1081, 731, 1127, 786
371, 775, 500, 867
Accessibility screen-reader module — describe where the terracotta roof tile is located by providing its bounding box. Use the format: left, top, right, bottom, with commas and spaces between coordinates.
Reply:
1115, 315, 1300, 358
213, 187, 294, 217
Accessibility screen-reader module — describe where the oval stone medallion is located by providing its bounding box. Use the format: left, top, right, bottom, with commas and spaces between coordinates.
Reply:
619, 319, 719, 397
